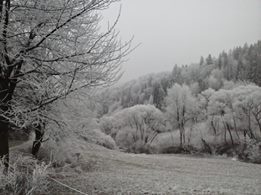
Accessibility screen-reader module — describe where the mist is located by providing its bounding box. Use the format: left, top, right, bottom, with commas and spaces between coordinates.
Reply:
102, 0, 261, 82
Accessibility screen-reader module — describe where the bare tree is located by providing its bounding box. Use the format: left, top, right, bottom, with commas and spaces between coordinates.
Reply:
0, 0, 132, 168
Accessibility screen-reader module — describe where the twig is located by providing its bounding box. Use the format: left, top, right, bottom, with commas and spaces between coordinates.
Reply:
48, 176, 88, 195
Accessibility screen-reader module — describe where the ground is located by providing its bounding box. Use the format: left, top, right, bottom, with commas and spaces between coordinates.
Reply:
49, 144, 261, 195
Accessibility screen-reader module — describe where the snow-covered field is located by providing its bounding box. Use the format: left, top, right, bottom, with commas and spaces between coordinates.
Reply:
51, 144, 261, 195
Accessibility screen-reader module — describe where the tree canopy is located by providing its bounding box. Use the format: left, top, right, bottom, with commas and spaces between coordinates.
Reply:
0, 0, 132, 166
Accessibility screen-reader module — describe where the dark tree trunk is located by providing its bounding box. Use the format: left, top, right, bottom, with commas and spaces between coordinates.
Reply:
224, 127, 227, 144
257, 120, 261, 135
226, 123, 234, 145
178, 123, 183, 148
0, 78, 10, 170
179, 130, 183, 148
179, 125, 185, 148
211, 120, 217, 135
252, 113, 261, 135
0, 0, 15, 172
232, 115, 240, 140
247, 109, 256, 139
32, 125, 44, 156
182, 127, 185, 145
201, 138, 212, 154
0, 117, 9, 171
221, 116, 227, 144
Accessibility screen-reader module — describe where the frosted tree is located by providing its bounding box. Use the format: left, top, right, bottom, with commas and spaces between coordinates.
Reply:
208, 89, 238, 144
232, 84, 261, 139
207, 84, 261, 144
0, 0, 132, 167
152, 82, 165, 109
208, 69, 224, 90
101, 104, 166, 152
165, 84, 198, 147
171, 64, 183, 84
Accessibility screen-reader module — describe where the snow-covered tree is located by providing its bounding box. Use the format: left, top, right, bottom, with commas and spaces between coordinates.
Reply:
232, 84, 261, 139
165, 84, 198, 147
207, 84, 261, 144
101, 104, 166, 152
208, 69, 224, 90
208, 89, 237, 144
0, 0, 132, 165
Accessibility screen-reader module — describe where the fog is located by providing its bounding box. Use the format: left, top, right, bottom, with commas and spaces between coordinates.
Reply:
102, 0, 261, 82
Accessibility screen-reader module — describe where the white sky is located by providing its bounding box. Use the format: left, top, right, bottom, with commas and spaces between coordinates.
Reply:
102, 0, 261, 82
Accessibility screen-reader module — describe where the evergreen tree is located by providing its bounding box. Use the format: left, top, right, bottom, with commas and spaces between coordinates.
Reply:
206, 54, 213, 65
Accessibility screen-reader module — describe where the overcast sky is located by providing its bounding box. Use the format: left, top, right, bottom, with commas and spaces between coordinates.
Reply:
102, 0, 261, 82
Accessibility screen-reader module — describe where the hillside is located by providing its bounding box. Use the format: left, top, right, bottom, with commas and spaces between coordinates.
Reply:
96, 41, 261, 115
47, 144, 261, 195
1, 1, 260, 195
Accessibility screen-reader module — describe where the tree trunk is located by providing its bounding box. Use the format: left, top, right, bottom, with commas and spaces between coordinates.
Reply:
201, 138, 212, 154
232, 115, 240, 140
178, 121, 183, 148
211, 119, 217, 135
247, 109, 255, 139
224, 127, 227, 144
179, 130, 183, 148
221, 116, 227, 144
179, 125, 185, 148
0, 117, 9, 171
257, 120, 261, 135
253, 112, 261, 135
182, 128, 185, 146
226, 123, 234, 145
0, 78, 10, 171
32, 125, 44, 156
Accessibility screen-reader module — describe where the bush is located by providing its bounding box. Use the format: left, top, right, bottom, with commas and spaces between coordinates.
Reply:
238, 140, 261, 164
11, 138, 76, 168
160, 146, 189, 154
0, 155, 50, 195
80, 129, 117, 150
151, 129, 200, 154
99, 116, 115, 135
115, 127, 136, 150
127, 141, 154, 154
38, 140, 73, 167
159, 145, 198, 155
150, 131, 180, 152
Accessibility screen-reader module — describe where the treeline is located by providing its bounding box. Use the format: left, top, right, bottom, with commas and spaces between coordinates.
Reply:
96, 41, 261, 114
96, 41, 261, 163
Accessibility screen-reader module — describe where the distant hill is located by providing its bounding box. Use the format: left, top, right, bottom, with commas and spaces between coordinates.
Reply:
95, 40, 261, 116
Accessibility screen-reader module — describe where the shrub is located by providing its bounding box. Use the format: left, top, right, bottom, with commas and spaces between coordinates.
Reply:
115, 127, 136, 150
99, 116, 115, 135
150, 131, 180, 153
248, 141, 261, 163
239, 140, 261, 164
127, 141, 154, 154
0, 155, 50, 195
160, 146, 188, 154
38, 140, 73, 167
11, 132, 78, 168
81, 129, 117, 150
